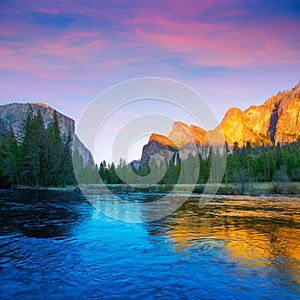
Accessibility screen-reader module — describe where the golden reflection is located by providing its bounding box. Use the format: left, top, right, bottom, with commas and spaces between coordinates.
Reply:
163, 197, 300, 282
225, 229, 271, 266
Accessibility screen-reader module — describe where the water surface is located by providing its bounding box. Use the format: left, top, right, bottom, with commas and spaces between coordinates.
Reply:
0, 190, 299, 299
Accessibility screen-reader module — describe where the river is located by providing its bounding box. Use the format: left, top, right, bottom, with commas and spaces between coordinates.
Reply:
0, 190, 299, 299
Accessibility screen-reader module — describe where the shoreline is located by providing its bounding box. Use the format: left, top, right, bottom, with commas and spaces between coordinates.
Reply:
2, 182, 300, 197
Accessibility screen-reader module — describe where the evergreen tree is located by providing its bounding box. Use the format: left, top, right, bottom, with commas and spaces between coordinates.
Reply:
0, 130, 20, 187
46, 110, 64, 186
21, 108, 47, 186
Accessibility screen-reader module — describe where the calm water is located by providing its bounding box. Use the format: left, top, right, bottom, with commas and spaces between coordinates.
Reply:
0, 190, 300, 299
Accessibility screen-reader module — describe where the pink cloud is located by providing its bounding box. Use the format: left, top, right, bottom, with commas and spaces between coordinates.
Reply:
0, 22, 110, 79
131, 14, 300, 69
0, 0, 299, 95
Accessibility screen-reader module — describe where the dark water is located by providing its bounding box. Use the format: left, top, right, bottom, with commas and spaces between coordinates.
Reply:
0, 190, 300, 299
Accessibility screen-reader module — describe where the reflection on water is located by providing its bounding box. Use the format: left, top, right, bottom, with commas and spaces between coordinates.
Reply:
158, 197, 300, 285
0, 190, 299, 299
0, 190, 91, 238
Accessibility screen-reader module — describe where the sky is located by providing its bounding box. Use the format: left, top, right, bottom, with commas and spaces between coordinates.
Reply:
0, 0, 299, 163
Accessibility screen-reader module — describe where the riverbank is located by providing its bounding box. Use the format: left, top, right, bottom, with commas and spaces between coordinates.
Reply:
13, 185, 77, 192
9, 182, 300, 196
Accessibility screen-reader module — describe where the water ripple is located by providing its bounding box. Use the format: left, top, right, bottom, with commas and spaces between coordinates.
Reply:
0, 190, 300, 299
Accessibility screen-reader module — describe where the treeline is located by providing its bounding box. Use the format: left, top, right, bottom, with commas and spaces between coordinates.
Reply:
1, 108, 299, 191
225, 141, 300, 181
99, 140, 300, 189
0, 106, 74, 188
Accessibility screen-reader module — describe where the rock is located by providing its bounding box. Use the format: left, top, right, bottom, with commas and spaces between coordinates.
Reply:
168, 121, 193, 147
140, 133, 177, 166
139, 82, 300, 165
0, 102, 93, 165
168, 121, 208, 147
72, 135, 94, 165
149, 133, 176, 148
190, 125, 209, 145
275, 83, 300, 144
216, 107, 254, 146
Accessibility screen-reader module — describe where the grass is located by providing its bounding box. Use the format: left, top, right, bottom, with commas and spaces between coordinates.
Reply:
78, 182, 300, 196
12, 182, 300, 196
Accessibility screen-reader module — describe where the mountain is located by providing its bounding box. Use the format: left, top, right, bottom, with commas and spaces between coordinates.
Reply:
140, 134, 177, 166
140, 82, 300, 165
0, 102, 93, 165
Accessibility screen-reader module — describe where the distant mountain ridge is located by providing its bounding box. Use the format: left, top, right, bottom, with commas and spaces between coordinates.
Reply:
0, 102, 93, 165
140, 82, 300, 166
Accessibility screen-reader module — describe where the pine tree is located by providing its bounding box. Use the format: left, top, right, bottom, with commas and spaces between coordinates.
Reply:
20, 108, 47, 186
0, 129, 20, 187
46, 110, 64, 186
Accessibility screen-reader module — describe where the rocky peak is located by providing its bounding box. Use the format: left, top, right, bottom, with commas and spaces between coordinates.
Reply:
220, 107, 244, 129
0, 102, 93, 165
168, 121, 192, 147
168, 121, 208, 147
217, 107, 257, 146
190, 125, 209, 146
139, 82, 300, 166
263, 95, 282, 110
30, 102, 50, 108
220, 82, 300, 145
0, 103, 75, 141
140, 134, 177, 166
291, 82, 300, 98
149, 133, 176, 148
275, 84, 300, 144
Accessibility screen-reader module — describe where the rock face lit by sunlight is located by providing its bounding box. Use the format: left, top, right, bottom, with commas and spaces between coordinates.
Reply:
140, 83, 300, 167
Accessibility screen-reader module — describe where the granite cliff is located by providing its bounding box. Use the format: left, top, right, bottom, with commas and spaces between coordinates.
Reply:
140, 82, 300, 166
140, 133, 177, 166
0, 102, 93, 165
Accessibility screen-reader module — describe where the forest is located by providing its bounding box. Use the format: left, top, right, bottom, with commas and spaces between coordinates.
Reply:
99, 140, 300, 194
0, 106, 75, 188
0, 106, 299, 193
